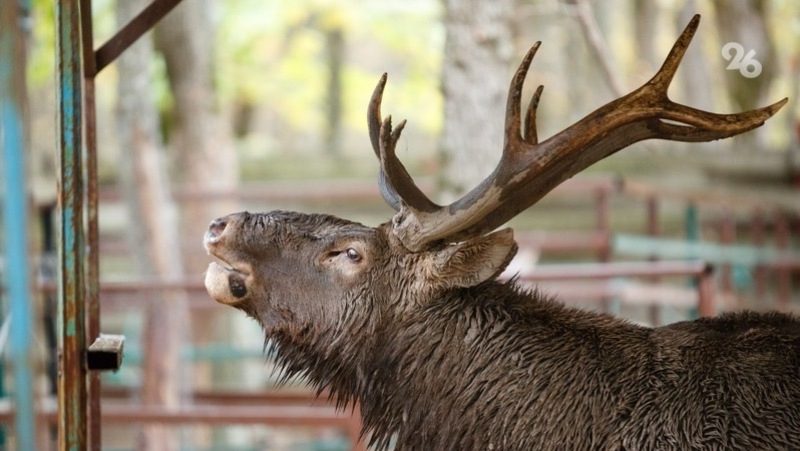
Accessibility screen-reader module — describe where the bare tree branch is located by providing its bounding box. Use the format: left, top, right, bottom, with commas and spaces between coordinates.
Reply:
565, 0, 626, 97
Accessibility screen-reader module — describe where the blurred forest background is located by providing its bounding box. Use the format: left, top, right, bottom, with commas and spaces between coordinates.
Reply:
11, 0, 800, 449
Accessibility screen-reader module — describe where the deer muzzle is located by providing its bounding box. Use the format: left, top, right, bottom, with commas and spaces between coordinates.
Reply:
204, 214, 253, 305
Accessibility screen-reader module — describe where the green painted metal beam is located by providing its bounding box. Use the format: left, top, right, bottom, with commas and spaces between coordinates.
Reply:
613, 233, 800, 267
57, 0, 88, 449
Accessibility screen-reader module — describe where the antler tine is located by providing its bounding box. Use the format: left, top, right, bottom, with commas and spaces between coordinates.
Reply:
372, 14, 786, 252
368, 73, 403, 209
654, 98, 789, 141
638, 13, 787, 140
368, 75, 438, 213
378, 116, 405, 169
379, 117, 441, 213
368, 73, 388, 159
504, 42, 541, 153
378, 116, 438, 212
524, 85, 545, 145
647, 14, 699, 94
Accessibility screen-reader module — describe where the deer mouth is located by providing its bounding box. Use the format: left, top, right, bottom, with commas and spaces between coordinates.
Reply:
209, 253, 250, 276
205, 251, 253, 305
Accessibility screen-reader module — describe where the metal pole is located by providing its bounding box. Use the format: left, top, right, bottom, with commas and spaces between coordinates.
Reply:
645, 196, 661, 326
594, 187, 610, 262
718, 210, 736, 295
0, 0, 36, 449
750, 208, 767, 301
697, 267, 716, 317
56, 0, 88, 449
684, 203, 702, 318
774, 211, 791, 310
78, 0, 102, 447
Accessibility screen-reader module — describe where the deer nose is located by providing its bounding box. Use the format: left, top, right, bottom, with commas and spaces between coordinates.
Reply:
206, 217, 228, 242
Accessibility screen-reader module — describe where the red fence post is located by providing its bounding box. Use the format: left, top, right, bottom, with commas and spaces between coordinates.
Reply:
774, 211, 791, 310
595, 187, 610, 262
645, 196, 661, 325
718, 210, 736, 296
697, 264, 716, 317
750, 208, 767, 302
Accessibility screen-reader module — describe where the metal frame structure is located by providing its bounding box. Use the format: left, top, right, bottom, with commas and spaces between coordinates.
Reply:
56, 1, 182, 449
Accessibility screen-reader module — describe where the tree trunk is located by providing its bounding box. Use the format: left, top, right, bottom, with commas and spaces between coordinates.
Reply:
116, 1, 189, 449
568, 0, 625, 97
785, 53, 800, 181
676, 1, 715, 112
673, 0, 719, 154
325, 26, 344, 157
154, 0, 239, 275
439, 0, 516, 200
153, 4, 240, 443
712, 0, 776, 150
712, 0, 776, 111
633, 0, 659, 72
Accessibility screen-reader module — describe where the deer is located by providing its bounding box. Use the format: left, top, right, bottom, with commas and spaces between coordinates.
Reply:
204, 15, 798, 450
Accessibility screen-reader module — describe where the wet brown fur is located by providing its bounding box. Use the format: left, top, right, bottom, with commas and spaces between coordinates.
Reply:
208, 211, 800, 450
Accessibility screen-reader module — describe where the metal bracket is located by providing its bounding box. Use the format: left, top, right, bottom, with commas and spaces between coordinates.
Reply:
93, 0, 184, 74
87, 334, 125, 372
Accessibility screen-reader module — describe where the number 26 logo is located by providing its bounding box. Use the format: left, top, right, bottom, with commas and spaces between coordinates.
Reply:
721, 42, 762, 78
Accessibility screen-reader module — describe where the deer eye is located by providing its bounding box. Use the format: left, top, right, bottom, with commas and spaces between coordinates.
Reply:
345, 248, 361, 262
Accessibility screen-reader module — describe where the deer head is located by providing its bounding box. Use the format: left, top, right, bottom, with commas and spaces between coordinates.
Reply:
203, 15, 786, 446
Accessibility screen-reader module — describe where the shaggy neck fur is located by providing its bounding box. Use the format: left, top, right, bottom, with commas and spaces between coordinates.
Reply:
267, 281, 800, 451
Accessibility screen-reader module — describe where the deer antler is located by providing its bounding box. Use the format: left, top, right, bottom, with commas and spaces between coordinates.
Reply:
368, 15, 787, 252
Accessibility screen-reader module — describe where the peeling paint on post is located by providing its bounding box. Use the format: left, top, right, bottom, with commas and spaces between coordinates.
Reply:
57, 0, 88, 449
78, 0, 101, 447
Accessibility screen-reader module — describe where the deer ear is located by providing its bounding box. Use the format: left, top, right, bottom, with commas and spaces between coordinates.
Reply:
427, 228, 518, 289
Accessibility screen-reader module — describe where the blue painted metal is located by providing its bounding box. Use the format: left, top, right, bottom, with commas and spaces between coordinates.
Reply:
683, 204, 700, 318
54, 1, 185, 448
684, 203, 700, 242
57, 0, 88, 449
613, 233, 800, 267
0, 0, 36, 449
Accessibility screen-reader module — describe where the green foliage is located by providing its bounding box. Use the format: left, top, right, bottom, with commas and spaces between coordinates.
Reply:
217, 0, 443, 137
27, 0, 54, 87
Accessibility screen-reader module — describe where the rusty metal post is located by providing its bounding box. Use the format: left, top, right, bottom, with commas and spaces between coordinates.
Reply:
51, 1, 189, 449
93, 0, 183, 73
697, 264, 716, 317
57, 0, 88, 449
718, 210, 736, 295
348, 404, 367, 451
594, 187, 611, 262
774, 211, 791, 310
750, 209, 767, 301
78, 0, 102, 448
594, 187, 611, 313
645, 196, 661, 326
